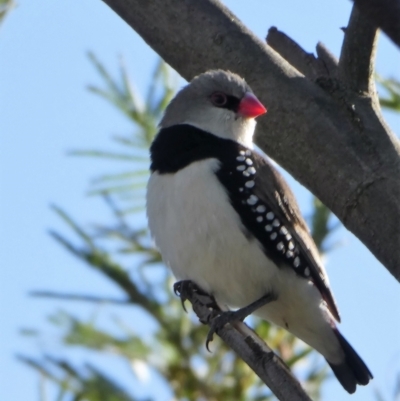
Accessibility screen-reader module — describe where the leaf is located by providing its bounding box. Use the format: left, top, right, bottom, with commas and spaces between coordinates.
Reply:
377, 76, 400, 112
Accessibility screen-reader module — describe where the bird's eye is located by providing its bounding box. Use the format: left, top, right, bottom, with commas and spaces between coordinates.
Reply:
210, 92, 228, 107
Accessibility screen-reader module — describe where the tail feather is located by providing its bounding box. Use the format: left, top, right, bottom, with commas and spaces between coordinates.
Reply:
327, 329, 373, 394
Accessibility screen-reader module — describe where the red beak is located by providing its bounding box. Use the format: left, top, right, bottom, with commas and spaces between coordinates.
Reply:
238, 92, 267, 118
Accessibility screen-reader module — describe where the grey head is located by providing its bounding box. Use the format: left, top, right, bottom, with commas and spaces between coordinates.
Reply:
159, 70, 266, 147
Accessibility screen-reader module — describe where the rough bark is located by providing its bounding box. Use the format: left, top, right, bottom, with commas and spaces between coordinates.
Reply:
101, 0, 400, 282
339, 5, 379, 95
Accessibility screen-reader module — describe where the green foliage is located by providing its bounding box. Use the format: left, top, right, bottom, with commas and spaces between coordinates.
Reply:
378, 77, 400, 112
18, 354, 141, 401
0, 0, 14, 26
21, 56, 336, 401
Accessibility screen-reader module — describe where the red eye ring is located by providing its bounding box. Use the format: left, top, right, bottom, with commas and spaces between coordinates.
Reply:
210, 91, 227, 107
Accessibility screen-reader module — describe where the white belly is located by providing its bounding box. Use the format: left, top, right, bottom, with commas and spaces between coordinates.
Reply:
146, 159, 341, 361
146, 159, 277, 309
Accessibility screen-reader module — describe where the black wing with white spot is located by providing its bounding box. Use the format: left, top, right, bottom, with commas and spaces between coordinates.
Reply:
150, 124, 339, 321
215, 146, 340, 322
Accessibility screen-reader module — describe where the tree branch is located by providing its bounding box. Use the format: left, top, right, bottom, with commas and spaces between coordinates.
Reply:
266, 27, 326, 80
179, 283, 312, 401
30, 291, 132, 305
266, 29, 339, 81
316, 42, 338, 77
352, 0, 400, 48
100, 0, 400, 281
339, 4, 379, 95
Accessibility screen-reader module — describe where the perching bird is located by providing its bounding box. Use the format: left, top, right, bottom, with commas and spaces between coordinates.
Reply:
146, 70, 372, 393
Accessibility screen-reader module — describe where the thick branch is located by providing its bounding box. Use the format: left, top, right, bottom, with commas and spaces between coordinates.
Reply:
180, 284, 312, 401
339, 4, 379, 94
352, 0, 400, 48
101, 0, 400, 281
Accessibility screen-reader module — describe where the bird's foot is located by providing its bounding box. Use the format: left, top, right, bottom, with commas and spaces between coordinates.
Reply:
173, 280, 218, 313
206, 310, 239, 351
205, 292, 277, 351
174, 282, 277, 352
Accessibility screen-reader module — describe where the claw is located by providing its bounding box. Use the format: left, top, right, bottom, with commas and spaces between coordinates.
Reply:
174, 280, 203, 313
205, 310, 235, 351
180, 297, 188, 313
173, 280, 190, 312
173, 282, 181, 296
206, 328, 216, 352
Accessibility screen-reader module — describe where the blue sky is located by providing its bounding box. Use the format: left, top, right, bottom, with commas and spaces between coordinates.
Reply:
0, 1, 399, 400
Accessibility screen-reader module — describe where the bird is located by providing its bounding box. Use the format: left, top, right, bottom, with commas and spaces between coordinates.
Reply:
146, 69, 372, 394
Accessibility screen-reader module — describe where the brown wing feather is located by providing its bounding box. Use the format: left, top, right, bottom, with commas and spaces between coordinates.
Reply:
252, 153, 341, 322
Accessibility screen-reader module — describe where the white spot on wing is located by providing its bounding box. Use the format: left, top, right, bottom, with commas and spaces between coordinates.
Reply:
236, 155, 245, 162
280, 226, 288, 235
256, 205, 266, 213
236, 165, 246, 171
266, 212, 274, 220
245, 180, 255, 188
272, 219, 280, 227
286, 250, 294, 258
247, 195, 258, 205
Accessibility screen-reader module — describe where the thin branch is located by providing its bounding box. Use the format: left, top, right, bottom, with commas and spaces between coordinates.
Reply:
266, 27, 325, 80
30, 291, 132, 305
352, 0, 400, 48
316, 42, 338, 76
266, 29, 338, 79
182, 285, 312, 401
339, 4, 379, 94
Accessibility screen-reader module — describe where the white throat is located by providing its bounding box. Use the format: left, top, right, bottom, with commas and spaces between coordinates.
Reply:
182, 114, 256, 148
